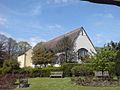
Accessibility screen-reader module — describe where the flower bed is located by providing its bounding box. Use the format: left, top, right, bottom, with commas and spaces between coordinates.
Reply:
71, 77, 120, 87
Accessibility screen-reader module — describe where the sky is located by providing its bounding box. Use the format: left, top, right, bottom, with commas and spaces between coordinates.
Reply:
0, 0, 120, 47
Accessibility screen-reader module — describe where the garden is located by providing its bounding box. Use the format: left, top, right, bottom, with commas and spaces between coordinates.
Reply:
1, 34, 120, 90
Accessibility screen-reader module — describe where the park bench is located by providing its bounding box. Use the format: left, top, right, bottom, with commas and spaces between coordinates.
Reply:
94, 71, 109, 79
50, 71, 63, 78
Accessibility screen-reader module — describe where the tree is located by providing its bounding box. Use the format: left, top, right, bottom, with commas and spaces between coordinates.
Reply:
17, 41, 32, 56
55, 36, 74, 62
91, 48, 116, 76
0, 34, 8, 67
2, 59, 20, 74
32, 47, 55, 67
81, 0, 120, 7
106, 41, 120, 79
6, 38, 18, 60
33, 42, 44, 52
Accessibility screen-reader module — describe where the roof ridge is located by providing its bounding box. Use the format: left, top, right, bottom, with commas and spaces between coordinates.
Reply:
47, 27, 82, 43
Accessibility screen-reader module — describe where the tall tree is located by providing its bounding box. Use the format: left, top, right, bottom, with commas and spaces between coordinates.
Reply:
6, 38, 18, 60
106, 41, 120, 79
0, 34, 8, 67
17, 41, 32, 56
33, 42, 44, 52
91, 48, 116, 76
32, 47, 55, 67
55, 36, 74, 62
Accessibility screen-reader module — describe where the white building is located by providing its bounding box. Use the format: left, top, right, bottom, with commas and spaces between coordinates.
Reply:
17, 27, 96, 68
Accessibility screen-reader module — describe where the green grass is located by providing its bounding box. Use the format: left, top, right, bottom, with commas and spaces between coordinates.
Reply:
17, 78, 120, 90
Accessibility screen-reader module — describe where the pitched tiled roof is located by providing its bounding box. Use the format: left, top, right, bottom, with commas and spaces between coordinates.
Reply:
42, 27, 83, 49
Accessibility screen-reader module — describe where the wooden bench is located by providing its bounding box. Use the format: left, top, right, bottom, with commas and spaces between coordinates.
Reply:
94, 71, 109, 79
50, 71, 63, 78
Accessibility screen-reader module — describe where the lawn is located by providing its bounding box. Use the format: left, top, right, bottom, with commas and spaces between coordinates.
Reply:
17, 78, 120, 90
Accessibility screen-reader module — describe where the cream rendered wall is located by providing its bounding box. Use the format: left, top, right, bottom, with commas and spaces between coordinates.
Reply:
17, 49, 34, 68
74, 29, 96, 63
18, 54, 25, 68
25, 49, 33, 67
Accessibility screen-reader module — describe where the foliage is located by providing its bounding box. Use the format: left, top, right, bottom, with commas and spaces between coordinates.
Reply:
106, 41, 120, 77
91, 48, 116, 73
0, 74, 19, 90
41, 67, 63, 77
32, 47, 56, 66
71, 76, 120, 87
17, 78, 120, 90
62, 63, 80, 77
33, 42, 45, 52
0, 33, 31, 68
19, 67, 41, 77
2, 60, 20, 74
18, 67, 63, 77
71, 64, 93, 76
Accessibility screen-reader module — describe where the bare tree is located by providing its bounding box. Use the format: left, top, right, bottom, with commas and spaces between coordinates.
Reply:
55, 36, 74, 62
6, 38, 18, 60
17, 41, 32, 56
0, 34, 8, 67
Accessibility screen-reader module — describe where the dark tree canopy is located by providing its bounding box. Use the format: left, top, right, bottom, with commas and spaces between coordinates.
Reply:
32, 46, 55, 66
81, 0, 120, 7
17, 41, 32, 56
6, 38, 18, 60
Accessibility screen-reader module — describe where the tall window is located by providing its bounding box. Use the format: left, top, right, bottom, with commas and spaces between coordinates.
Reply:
78, 48, 88, 59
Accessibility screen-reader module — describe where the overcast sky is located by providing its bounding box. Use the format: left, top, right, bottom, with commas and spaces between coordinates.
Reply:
0, 0, 120, 46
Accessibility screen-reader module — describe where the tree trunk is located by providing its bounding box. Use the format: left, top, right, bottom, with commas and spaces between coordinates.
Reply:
65, 50, 67, 63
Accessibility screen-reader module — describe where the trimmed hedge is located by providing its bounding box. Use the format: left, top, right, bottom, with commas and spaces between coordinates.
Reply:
18, 67, 41, 77
41, 67, 63, 77
71, 64, 93, 76
62, 63, 81, 77
18, 66, 63, 77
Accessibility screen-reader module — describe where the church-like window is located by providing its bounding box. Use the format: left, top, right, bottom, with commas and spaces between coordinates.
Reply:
78, 48, 88, 59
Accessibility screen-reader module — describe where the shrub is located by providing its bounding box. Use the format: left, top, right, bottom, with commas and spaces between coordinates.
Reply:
19, 67, 35, 77
31, 67, 41, 77
0, 68, 2, 75
2, 60, 20, 75
62, 63, 80, 77
18, 66, 62, 77
71, 64, 93, 77
41, 67, 63, 77
0, 74, 18, 90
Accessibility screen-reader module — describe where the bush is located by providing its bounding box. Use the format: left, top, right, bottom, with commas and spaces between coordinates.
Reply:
18, 66, 63, 77
18, 67, 41, 77
62, 63, 80, 77
41, 67, 63, 77
71, 64, 93, 77
2, 60, 20, 75
0, 68, 2, 75
31, 67, 41, 77
0, 74, 17, 89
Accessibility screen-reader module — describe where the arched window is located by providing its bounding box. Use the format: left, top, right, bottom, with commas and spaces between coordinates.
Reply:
78, 48, 88, 59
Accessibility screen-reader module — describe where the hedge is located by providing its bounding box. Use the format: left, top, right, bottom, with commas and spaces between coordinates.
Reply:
41, 67, 63, 77
62, 63, 81, 77
71, 64, 93, 76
